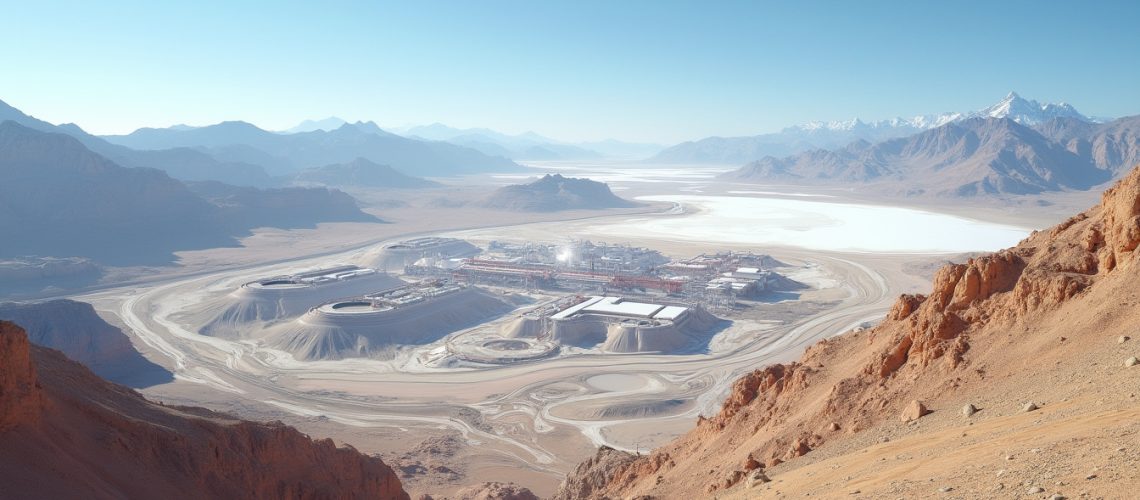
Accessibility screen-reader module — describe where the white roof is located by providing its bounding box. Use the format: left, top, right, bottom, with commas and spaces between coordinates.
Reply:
736, 267, 761, 274
652, 306, 688, 320
551, 296, 605, 320
582, 297, 664, 318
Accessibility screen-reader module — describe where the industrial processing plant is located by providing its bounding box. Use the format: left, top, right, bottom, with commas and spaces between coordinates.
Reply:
408, 239, 794, 308
544, 295, 718, 353
188, 236, 797, 366
370, 237, 481, 272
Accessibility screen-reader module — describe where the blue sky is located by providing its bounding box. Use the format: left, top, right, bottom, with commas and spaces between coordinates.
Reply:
3, 0, 1138, 143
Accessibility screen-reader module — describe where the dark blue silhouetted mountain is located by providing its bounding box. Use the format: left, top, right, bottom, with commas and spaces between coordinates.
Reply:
184, 180, 379, 230
0, 99, 274, 186
0, 99, 273, 186
281, 116, 348, 133
0, 121, 378, 266
293, 157, 441, 188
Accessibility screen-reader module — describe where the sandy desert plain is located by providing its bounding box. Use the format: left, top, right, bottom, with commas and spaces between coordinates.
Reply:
63, 161, 1079, 497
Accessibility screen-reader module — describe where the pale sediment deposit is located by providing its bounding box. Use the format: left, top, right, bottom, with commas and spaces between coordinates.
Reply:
499, 314, 547, 339
193, 265, 405, 337
265, 282, 516, 360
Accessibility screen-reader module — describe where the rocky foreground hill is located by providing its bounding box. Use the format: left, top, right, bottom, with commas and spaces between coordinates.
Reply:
0, 321, 410, 499
557, 165, 1140, 498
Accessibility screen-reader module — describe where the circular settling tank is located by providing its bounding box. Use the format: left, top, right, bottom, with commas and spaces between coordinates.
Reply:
449, 335, 560, 364
482, 339, 531, 351
322, 301, 393, 314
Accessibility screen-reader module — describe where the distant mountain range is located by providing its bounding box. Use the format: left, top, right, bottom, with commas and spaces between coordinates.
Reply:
281, 118, 666, 159
720, 114, 1140, 196
481, 173, 636, 211
6, 93, 1136, 203
396, 123, 664, 160
400, 123, 602, 160
102, 119, 520, 179
0, 121, 378, 266
653, 92, 1105, 164
293, 157, 441, 189
281, 116, 347, 134
0, 99, 520, 187
0, 99, 276, 186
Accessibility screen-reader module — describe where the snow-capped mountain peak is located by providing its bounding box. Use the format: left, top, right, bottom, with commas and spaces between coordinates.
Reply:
785, 92, 1098, 135
977, 91, 1090, 125
786, 113, 962, 134
652, 92, 1112, 164
799, 118, 866, 131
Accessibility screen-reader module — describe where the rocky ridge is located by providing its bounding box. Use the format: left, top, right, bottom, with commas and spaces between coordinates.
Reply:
0, 320, 410, 499
0, 121, 379, 266
450, 481, 540, 500
558, 165, 1140, 498
651, 92, 1101, 165
720, 116, 1121, 196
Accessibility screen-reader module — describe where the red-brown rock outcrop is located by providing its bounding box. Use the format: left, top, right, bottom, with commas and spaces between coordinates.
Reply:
550, 446, 638, 500
0, 322, 41, 432
0, 320, 410, 499
452, 481, 539, 500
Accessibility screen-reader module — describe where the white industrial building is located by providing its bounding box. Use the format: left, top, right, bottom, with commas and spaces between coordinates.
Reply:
542, 296, 719, 353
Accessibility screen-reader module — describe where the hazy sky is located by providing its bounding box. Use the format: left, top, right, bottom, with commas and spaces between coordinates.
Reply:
4, 0, 1139, 143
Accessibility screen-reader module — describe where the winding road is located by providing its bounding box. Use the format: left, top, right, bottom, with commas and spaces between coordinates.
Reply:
77, 221, 899, 479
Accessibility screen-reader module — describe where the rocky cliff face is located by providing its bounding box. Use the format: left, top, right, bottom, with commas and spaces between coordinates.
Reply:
451, 481, 539, 500
560, 165, 1140, 498
0, 322, 42, 432
551, 446, 639, 500
0, 320, 409, 499
0, 299, 172, 387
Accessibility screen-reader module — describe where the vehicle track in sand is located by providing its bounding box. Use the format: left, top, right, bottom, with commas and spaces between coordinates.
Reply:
76, 227, 896, 480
